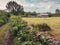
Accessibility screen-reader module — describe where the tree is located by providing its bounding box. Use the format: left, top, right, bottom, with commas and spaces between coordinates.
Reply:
46, 12, 52, 17
30, 11, 37, 16
55, 9, 60, 13
55, 9, 60, 16
24, 12, 38, 17
6, 1, 24, 15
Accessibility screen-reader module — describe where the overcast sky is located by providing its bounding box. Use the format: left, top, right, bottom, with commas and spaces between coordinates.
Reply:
0, 0, 60, 13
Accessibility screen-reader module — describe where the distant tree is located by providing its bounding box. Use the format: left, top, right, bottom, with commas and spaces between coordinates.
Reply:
30, 11, 37, 16
6, 1, 24, 15
55, 9, 60, 16
55, 9, 60, 13
46, 12, 52, 17
24, 12, 31, 17
24, 11, 38, 17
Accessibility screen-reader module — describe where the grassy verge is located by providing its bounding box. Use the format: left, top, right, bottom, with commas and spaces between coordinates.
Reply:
0, 24, 9, 45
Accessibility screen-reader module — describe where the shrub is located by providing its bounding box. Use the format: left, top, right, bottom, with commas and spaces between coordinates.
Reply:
9, 16, 27, 36
30, 23, 51, 32
2, 16, 28, 45
0, 11, 9, 26
12, 22, 51, 45
37, 23, 51, 31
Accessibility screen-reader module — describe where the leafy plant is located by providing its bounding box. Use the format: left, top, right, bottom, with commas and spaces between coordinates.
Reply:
37, 23, 51, 31
2, 16, 27, 45
0, 11, 9, 26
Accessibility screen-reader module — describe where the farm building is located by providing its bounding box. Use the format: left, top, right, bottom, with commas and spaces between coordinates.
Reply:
38, 13, 49, 17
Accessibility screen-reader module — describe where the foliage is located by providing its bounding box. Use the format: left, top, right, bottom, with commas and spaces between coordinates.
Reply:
9, 16, 27, 37
55, 9, 60, 13
1, 16, 28, 45
37, 23, 51, 31
11, 20, 51, 45
46, 12, 52, 17
30, 23, 51, 32
13, 29, 36, 45
6, 1, 24, 15
23, 12, 38, 17
50, 9, 60, 17
35, 35, 52, 45
0, 10, 9, 26
13, 28, 52, 45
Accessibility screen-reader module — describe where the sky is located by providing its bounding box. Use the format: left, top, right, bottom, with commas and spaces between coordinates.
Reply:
0, 0, 60, 13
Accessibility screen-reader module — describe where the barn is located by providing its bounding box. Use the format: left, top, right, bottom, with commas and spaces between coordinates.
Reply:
38, 13, 49, 17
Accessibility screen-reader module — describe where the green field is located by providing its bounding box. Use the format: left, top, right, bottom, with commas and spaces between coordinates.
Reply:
0, 17, 60, 45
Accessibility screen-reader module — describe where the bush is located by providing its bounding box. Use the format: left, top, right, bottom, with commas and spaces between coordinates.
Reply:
0, 11, 9, 26
3, 16, 28, 45
9, 16, 27, 36
36, 23, 51, 31
12, 22, 51, 45
0, 20, 4, 26
30, 23, 51, 32
31, 23, 51, 31
9, 16, 51, 45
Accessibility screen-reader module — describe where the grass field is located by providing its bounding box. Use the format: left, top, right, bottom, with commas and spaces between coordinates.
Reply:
0, 17, 60, 44
22, 17, 60, 29
22, 17, 60, 40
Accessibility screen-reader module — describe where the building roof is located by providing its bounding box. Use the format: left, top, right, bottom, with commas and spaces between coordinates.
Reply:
38, 13, 48, 16
40, 13, 48, 16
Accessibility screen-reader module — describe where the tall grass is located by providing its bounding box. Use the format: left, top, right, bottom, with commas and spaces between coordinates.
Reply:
0, 24, 9, 45
22, 17, 60, 29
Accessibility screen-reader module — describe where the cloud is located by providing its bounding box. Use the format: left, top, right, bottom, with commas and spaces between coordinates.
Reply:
0, 0, 60, 13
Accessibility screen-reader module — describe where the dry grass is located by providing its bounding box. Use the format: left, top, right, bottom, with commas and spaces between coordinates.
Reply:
22, 17, 60, 39
22, 17, 60, 29
0, 24, 9, 45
